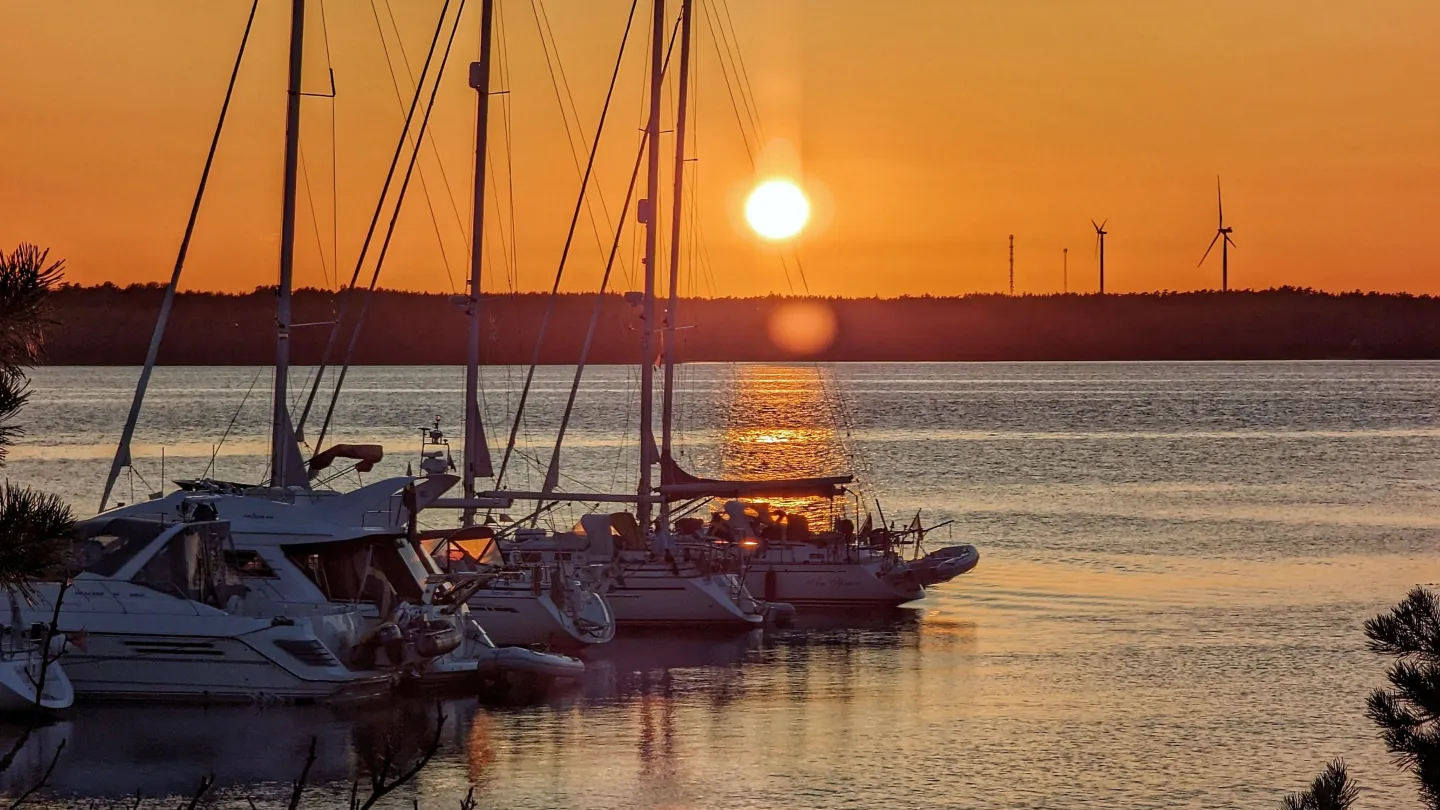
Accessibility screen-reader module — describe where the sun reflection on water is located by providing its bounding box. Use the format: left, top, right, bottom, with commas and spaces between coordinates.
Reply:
711, 365, 855, 524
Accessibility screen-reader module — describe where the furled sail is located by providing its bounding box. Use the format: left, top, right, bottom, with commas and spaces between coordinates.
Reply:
656, 452, 852, 500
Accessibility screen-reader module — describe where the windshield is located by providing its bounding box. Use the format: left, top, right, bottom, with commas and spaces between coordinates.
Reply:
284, 536, 424, 606
130, 522, 241, 606
73, 518, 170, 577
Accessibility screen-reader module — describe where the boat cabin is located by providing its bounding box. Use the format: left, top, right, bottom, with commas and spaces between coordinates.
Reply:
69, 517, 246, 610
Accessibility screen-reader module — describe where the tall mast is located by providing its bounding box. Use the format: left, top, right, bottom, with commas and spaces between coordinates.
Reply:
270, 0, 306, 488
98, 0, 260, 512
658, 0, 693, 536
637, 0, 664, 534
463, 0, 497, 526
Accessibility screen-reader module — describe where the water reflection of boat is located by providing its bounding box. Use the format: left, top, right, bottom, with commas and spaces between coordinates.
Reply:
578, 629, 762, 701
0, 706, 358, 798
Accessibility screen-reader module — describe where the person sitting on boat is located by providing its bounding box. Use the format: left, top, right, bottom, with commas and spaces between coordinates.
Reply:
707, 512, 732, 542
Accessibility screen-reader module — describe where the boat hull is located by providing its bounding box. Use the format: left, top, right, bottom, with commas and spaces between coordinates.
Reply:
743, 561, 926, 607
0, 653, 73, 712
606, 568, 763, 628
4, 587, 392, 705
465, 587, 614, 650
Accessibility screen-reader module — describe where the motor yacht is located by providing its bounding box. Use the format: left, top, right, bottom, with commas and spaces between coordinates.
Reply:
0, 515, 406, 703
99, 473, 583, 691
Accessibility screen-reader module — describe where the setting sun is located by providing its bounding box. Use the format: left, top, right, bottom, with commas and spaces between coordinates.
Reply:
744, 179, 810, 241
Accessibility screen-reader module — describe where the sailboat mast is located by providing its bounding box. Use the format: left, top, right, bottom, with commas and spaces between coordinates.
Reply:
98, 0, 260, 512
658, 0, 693, 536
463, 0, 497, 527
270, 0, 306, 488
637, 0, 664, 533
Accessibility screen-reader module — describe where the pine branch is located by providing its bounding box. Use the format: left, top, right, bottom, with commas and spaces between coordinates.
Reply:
1280, 759, 1360, 810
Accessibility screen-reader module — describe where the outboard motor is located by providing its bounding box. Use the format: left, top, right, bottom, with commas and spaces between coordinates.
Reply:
411, 619, 462, 659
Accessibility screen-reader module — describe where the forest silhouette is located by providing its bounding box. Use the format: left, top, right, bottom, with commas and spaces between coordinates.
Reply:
43, 283, 1440, 365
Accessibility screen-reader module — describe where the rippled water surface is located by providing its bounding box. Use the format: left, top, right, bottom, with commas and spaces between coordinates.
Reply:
6, 361, 1440, 808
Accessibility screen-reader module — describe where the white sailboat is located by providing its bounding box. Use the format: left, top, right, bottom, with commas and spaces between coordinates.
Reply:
427, 0, 766, 630
427, 533, 615, 650
671, 501, 925, 607
501, 514, 767, 628
387, 0, 619, 650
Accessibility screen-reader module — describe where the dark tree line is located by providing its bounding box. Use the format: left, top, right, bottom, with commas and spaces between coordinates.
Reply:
43, 284, 1440, 365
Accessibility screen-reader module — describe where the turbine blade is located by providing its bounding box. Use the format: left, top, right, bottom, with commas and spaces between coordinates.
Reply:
1226, 235, 1237, 249
1217, 176, 1224, 227
1094, 233, 1100, 258
1092, 219, 1100, 232
1198, 232, 1221, 267
1100, 219, 1108, 230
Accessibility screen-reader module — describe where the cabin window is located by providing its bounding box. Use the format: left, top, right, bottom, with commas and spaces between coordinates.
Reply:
73, 532, 154, 577
284, 538, 422, 607
131, 524, 241, 606
223, 550, 277, 579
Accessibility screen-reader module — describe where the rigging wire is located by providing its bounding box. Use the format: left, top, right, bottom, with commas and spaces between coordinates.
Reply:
313, 0, 470, 455
98, 0, 261, 513
527, 0, 632, 283
373, 0, 460, 293
492, 0, 646, 490
204, 367, 265, 480
299, 149, 334, 289
319, 0, 340, 292
495, 0, 521, 292
543, 100, 649, 493
295, 0, 455, 441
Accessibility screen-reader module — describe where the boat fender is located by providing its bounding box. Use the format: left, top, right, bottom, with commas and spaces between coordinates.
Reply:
764, 569, 777, 602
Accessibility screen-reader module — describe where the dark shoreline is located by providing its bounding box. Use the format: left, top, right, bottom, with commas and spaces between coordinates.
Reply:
45, 285, 1440, 365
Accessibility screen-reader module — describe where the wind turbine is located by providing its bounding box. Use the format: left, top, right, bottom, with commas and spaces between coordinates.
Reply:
1092, 219, 1108, 294
1198, 177, 1236, 291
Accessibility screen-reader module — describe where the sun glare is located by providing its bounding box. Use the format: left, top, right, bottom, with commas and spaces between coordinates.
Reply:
745, 179, 810, 241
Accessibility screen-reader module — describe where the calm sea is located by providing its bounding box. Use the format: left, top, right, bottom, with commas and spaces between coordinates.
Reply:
5, 361, 1439, 808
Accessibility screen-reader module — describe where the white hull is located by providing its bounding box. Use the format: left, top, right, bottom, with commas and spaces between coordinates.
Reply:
6, 585, 391, 705
743, 560, 925, 607
465, 586, 613, 650
606, 567, 763, 627
58, 630, 387, 704
0, 652, 73, 712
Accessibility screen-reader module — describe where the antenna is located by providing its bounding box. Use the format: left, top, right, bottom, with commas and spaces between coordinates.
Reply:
1092, 219, 1108, 294
1008, 234, 1015, 296
1198, 176, 1236, 291
1063, 247, 1068, 294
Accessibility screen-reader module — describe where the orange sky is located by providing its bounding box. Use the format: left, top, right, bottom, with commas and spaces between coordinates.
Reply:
1, 0, 1438, 297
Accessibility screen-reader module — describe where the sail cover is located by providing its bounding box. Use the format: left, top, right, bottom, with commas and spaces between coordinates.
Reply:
307, 444, 385, 476
656, 452, 852, 500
